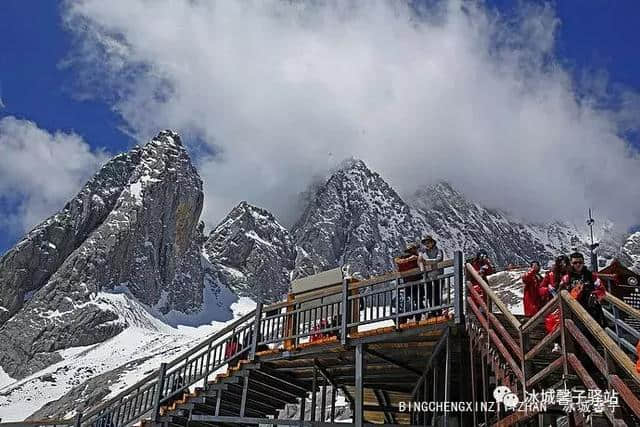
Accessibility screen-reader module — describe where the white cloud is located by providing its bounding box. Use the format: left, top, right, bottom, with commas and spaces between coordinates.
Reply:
0, 116, 109, 234
62, 0, 640, 229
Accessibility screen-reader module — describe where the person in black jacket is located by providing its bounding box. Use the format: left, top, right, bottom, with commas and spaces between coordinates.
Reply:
563, 252, 604, 326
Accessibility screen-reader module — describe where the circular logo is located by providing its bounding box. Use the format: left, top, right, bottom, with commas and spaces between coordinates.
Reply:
493, 386, 511, 403
628, 277, 638, 286
502, 392, 520, 409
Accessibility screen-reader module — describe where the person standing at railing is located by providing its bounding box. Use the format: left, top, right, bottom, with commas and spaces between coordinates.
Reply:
393, 243, 421, 323
224, 334, 242, 368
561, 252, 606, 326
541, 255, 569, 298
470, 250, 494, 306
418, 235, 444, 317
522, 261, 546, 316
543, 255, 569, 337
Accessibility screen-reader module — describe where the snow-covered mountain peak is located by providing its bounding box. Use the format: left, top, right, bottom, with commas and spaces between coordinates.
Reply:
408, 181, 473, 213
204, 202, 295, 302
0, 130, 206, 381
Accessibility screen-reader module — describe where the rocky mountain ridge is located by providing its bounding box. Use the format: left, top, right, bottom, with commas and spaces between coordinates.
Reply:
0, 130, 207, 380
208, 159, 631, 300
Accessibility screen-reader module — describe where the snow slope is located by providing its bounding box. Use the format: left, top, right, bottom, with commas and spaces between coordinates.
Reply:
0, 289, 255, 422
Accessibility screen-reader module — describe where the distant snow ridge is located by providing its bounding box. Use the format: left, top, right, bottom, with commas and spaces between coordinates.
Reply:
206, 159, 629, 295
408, 181, 618, 267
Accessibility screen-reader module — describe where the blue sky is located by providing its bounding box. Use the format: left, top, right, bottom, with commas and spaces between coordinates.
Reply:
1, 0, 640, 254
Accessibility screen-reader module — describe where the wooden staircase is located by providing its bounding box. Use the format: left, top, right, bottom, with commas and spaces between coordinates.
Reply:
144, 360, 308, 426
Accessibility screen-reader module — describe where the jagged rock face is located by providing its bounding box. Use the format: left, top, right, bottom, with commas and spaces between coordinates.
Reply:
409, 182, 621, 267
290, 162, 624, 283
621, 232, 640, 273
292, 159, 422, 279
410, 182, 557, 266
0, 131, 205, 379
204, 202, 295, 302
0, 150, 142, 326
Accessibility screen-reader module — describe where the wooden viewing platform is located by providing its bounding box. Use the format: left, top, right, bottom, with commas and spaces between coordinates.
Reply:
14, 251, 640, 427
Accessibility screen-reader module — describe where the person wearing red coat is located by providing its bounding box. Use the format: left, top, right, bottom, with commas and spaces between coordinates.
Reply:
522, 261, 546, 316
470, 250, 494, 305
543, 255, 569, 334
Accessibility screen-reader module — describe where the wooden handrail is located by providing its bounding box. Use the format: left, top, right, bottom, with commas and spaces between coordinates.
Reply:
264, 259, 455, 312
520, 294, 560, 333
465, 263, 521, 329
561, 291, 640, 388
81, 310, 255, 422
603, 293, 640, 321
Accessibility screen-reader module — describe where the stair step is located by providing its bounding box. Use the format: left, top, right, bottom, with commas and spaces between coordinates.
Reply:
158, 414, 189, 427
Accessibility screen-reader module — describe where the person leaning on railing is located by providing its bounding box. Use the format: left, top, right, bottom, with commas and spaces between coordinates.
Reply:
469, 250, 494, 307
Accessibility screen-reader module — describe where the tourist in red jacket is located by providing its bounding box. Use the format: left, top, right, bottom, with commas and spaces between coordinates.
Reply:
541, 255, 569, 298
470, 250, 494, 305
522, 261, 545, 316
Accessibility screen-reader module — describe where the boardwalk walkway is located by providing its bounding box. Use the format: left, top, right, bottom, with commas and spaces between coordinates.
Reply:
15, 252, 640, 427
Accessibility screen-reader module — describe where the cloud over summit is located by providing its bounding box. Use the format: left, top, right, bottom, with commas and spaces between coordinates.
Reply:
62, 0, 640, 229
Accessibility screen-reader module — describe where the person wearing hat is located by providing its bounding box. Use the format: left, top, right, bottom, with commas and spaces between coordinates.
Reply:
418, 235, 444, 316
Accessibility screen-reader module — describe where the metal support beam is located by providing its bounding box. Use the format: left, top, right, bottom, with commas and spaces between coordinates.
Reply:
240, 374, 249, 417
453, 251, 464, 324
299, 395, 306, 425
331, 386, 336, 422
373, 389, 392, 424
432, 357, 439, 427
411, 328, 449, 397
341, 277, 349, 345
364, 348, 422, 376
355, 344, 364, 427
444, 333, 450, 427
469, 335, 477, 427
481, 352, 489, 427
311, 366, 317, 422
215, 389, 222, 416
320, 380, 327, 422
314, 359, 354, 406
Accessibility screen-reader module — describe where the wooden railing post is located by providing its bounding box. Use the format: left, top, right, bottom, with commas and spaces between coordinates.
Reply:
151, 362, 168, 422
249, 303, 263, 361
341, 277, 349, 345
203, 341, 213, 389
394, 278, 400, 329
519, 329, 529, 394
453, 251, 464, 324
558, 298, 573, 380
